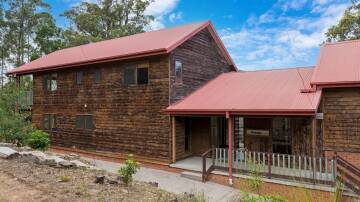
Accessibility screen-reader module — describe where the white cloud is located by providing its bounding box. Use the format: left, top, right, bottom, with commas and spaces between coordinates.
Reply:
220, 0, 350, 70
169, 12, 183, 23
145, 0, 180, 30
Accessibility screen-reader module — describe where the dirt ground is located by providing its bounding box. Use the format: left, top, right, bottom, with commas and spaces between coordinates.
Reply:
0, 158, 177, 202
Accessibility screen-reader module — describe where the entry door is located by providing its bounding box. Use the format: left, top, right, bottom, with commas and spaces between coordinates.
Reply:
191, 117, 211, 155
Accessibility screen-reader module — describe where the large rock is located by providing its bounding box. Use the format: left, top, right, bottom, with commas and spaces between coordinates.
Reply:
0, 147, 19, 159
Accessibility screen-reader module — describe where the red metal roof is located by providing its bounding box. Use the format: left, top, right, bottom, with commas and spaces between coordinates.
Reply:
165, 67, 321, 115
311, 39, 360, 87
7, 21, 235, 75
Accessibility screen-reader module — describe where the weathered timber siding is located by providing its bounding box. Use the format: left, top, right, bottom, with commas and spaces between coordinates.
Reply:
169, 28, 232, 103
32, 55, 171, 161
322, 87, 360, 153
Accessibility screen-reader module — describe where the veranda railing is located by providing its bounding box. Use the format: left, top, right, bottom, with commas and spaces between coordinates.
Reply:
214, 148, 335, 184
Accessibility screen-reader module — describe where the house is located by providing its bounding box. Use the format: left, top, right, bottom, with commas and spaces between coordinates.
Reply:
7, 21, 235, 164
6, 21, 360, 191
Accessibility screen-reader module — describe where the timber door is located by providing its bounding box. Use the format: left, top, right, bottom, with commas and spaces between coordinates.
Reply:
191, 117, 211, 155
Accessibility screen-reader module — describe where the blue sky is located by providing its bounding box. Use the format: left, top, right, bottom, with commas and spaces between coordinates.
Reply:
46, 0, 350, 71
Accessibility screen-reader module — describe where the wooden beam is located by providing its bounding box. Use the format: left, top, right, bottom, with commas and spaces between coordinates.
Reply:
312, 118, 317, 157
15, 76, 20, 113
227, 114, 233, 185
172, 116, 176, 163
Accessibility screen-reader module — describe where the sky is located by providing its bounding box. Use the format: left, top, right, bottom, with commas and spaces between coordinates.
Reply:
46, 0, 351, 71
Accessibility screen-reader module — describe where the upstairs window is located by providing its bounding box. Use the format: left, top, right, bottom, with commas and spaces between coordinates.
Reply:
76, 71, 83, 85
123, 62, 149, 85
175, 60, 182, 84
75, 115, 93, 130
43, 73, 57, 91
43, 114, 56, 130
94, 68, 101, 84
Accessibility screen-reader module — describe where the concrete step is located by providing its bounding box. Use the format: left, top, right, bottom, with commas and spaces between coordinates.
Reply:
181, 171, 203, 182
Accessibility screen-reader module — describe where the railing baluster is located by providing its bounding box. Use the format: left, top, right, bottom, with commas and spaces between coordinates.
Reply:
299, 156, 302, 178
325, 158, 328, 181
277, 154, 280, 167
263, 153, 265, 167
319, 158, 323, 180
244, 151, 247, 170
282, 154, 285, 169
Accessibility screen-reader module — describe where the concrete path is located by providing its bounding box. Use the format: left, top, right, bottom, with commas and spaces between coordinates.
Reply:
85, 158, 239, 202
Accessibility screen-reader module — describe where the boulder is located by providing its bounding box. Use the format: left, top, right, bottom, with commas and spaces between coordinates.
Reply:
0, 147, 19, 159
70, 160, 91, 169
58, 160, 75, 168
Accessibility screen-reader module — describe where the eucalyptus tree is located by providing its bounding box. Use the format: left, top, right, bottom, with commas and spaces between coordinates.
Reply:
62, 0, 154, 47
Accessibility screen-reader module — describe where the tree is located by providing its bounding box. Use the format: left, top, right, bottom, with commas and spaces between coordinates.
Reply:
4, 0, 64, 66
325, 0, 360, 42
0, 1, 10, 88
62, 0, 154, 47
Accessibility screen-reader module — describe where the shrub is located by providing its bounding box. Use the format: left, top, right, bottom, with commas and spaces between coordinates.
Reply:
27, 130, 50, 151
0, 116, 33, 146
60, 175, 71, 182
118, 154, 139, 186
247, 157, 263, 193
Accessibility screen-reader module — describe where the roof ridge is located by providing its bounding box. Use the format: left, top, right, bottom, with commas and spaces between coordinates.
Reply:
52, 21, 209, 54
323, 38, 360, 46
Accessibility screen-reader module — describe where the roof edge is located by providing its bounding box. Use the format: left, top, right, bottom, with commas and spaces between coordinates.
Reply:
7, 48, 168, 76
163, 109, 316, 116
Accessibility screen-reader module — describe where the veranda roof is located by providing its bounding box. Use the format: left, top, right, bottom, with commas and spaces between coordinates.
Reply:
165, 67, 321, 116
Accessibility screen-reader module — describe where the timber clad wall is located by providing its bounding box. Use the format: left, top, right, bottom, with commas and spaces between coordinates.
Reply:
169, 28, 231, 104
32, 28, 231, 162
33, 55, 171, 161
322, 88, 360, 153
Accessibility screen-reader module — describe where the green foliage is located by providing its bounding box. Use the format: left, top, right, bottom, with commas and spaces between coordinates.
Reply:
118, 154, 139, 186
247, 157, 263, 193
0, 79, 33, 146
62, 0, 154, 47
326, 1, 360, 42
59, 175, 71, 183
241, 192, 287, 202
332, 179, 343, 202
27, 130, 50, 151
178, 191, 208, 202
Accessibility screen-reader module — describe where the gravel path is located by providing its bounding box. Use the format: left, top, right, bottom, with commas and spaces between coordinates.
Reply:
85, 158, 240, 202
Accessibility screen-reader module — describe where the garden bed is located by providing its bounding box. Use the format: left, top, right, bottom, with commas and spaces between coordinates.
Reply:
0, 157, 176, 202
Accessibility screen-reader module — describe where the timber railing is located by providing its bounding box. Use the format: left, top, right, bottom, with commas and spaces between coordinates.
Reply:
202, 148, 215, 182
214, 148, 335, 184
336, 153, 360, 194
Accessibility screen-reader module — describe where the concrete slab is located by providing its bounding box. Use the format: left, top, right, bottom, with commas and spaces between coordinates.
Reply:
170, 156, 212, 172
0, 147, 18, 159
83, 157, 239, 202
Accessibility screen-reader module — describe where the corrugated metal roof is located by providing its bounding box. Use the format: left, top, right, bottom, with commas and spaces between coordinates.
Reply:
311, 39, 360, 86
165, 67, 321, 115
7, 21, 235, 75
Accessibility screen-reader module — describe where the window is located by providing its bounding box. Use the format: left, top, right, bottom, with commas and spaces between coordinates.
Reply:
43, 73, 57, 91
75, 115, 94, 130
124, 66, 136, 85
43, 114, 56, 130
175, 60, 182, 84
137, 67, 148, 84
123, 63, 149, 85
94, 68, 101, 84
76, 71, 83, 85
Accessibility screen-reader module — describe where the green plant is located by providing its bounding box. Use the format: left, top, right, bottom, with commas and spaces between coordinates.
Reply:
27, 130, 50, 151
178, 191, 208, 202
332, 179, 343, 202
118, 154, 139, 186
241, 192, 287, 202
59, 175, 71, 182
247, 157, 263, 193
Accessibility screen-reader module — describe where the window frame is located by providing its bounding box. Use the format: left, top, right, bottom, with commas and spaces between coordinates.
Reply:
123, 62, 149, 85
94, 68, 101, 84
76, 71, 83, 85
75, 114, 94, 130
43, 114, 57, 130
175, 60, 182, 84
43, 73, 57, 92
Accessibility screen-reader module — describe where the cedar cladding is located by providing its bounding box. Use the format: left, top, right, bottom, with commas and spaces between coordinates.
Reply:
33, 55, 171, 160
32, 28, 232, 162
169, 28, 232, 104
322, 87, 360, 152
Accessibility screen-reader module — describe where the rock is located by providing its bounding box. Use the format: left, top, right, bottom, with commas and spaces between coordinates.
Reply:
58, 160, 75, 168
148, 181, 159, 187
70, 160, 91, 169
0, 147, 19, 159
19, 151, 47, 163
94, 175, 105, 184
